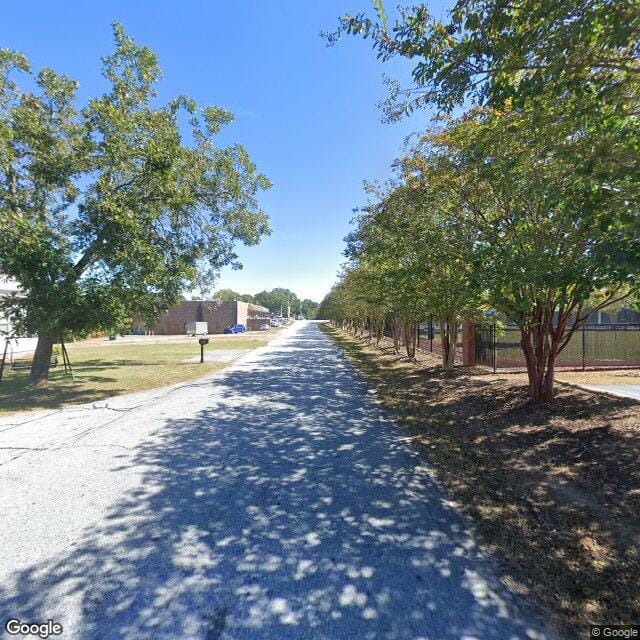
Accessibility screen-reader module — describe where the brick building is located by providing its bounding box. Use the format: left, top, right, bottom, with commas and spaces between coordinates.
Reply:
132, 300, 270, 335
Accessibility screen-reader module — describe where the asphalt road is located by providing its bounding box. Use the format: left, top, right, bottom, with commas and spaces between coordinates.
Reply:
0, 322, 556, 639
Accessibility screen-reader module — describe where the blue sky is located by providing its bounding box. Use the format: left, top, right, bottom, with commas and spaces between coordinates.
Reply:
1, 1, 447, 302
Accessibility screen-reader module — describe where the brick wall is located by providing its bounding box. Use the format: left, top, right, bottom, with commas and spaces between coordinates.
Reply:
132, 300, 236, 335
236, 301, 249, 327
246, 318, 266, 331
202, 301, 237, 334
235, 301, 270, 331
131, 299, 271, 335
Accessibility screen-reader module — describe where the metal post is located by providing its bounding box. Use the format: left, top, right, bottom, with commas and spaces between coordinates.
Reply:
582, 324, 586, 371
493, 320, 497, 373
430, 315, 433, 353
61, 340, 69, 375
0, 338, 9, 384
198, 337, 209, 364
60, 339, 74, 379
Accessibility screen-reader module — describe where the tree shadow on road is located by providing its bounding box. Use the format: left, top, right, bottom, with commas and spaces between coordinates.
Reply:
0, 325, 555, 639
326, 325, 640, 638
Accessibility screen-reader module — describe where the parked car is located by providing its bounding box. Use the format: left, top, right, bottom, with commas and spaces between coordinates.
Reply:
259, 323, 270, 331
223, 323, 246, 334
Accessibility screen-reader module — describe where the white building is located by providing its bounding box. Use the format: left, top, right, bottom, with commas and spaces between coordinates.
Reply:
0, 275, 20, 335
0, 275, 37, 358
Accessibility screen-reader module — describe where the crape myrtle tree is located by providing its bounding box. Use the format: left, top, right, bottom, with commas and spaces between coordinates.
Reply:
327, 265, 380, 340
330, 0, 640, 402
320, 258, 425, 359
346, 174, 481, 369
318, 268, 371, 332
333, 115, 637, 395
316, 285, 341, 325
428, 109, 639, 401
328, 0, 640, 117
0, 24, 271, 384
346, 188, 430, 360
317, 282, 348, 325
397, 159, 482, 370
345, 186, 424, 358
343, 192, 395, 345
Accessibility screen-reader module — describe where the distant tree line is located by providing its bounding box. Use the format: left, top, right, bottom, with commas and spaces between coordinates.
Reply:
213, 288, 320, 319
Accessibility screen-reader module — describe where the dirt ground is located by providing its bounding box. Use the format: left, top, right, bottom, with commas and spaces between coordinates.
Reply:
323, 326, 640, 640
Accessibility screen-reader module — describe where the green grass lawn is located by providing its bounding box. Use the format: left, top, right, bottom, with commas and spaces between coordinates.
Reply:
0, 337, 269, 415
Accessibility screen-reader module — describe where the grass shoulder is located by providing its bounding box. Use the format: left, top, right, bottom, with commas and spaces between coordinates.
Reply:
0, 333, 274, 415
321, 323, 640, 639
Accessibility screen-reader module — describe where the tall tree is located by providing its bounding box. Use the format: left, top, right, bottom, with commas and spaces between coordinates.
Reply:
428, 110, 638, 401
329, 0, 640, 116
253, 288, 300, 315
400, 164, 482, 370
299, 299, 320, 319
213, 289, 255, 303
329, 0, 640, 401
347, 177, 481, 368
0, 24, 270, 383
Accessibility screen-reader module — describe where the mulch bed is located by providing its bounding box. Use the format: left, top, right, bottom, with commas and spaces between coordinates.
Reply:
323, 325, 640, 640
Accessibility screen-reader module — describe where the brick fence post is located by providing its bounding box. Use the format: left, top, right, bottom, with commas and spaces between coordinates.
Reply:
462, 321, 476, 367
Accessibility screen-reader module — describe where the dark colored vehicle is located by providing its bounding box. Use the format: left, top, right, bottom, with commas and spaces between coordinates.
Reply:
223, 323, 246, 334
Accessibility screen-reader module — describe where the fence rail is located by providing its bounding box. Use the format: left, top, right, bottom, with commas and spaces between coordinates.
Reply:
475, 323, 496, 370
475, 323, 640, 371
418, 321, 463, 362
381, 319, 463, 363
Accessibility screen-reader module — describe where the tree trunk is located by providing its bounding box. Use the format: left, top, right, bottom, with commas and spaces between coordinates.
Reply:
520, 325, 559, 403
403, 322, 416, 360
542, 347, 558, 402
30, 334, 55, 385
440, 316, 458, 371
392, 318, 402, 354
520, 328, 543, 402
375, 318, 383, 346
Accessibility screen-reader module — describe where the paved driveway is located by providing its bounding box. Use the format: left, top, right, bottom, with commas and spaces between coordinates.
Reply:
0, 322, 555, 639
579, 384, 640, 401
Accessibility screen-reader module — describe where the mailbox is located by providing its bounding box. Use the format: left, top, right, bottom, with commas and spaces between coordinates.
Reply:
198, 337, 209, 363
